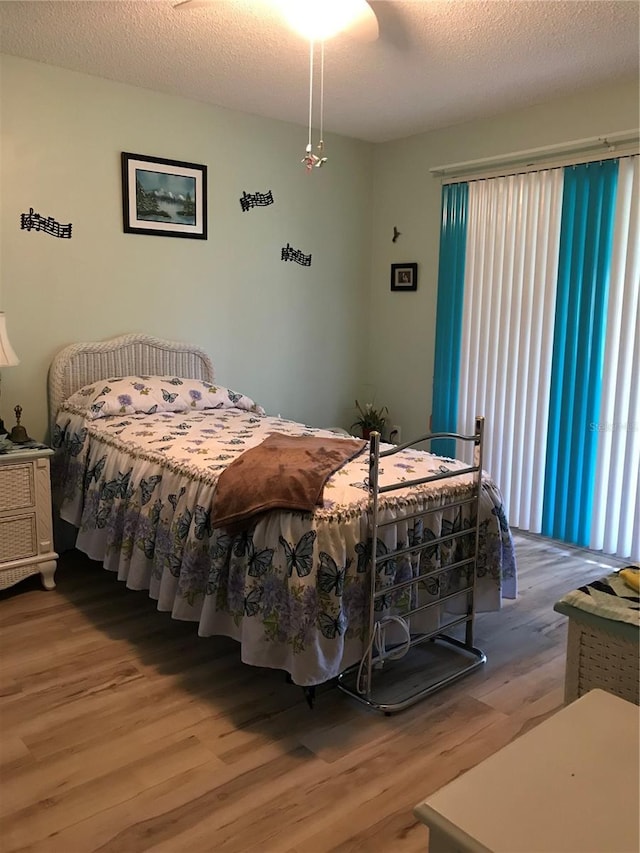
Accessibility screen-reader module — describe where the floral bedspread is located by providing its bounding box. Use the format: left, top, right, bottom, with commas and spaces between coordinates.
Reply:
52, 406, 517, 686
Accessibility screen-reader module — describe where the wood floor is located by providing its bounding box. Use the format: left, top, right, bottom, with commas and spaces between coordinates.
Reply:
0, 533, 628, 853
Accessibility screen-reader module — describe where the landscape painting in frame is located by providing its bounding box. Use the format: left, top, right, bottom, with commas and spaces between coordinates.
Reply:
121, 152, 207, 239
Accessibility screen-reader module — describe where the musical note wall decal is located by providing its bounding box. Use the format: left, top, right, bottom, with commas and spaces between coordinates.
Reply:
239, 190, 274, 212
20, 208, 72, 239
281, 243, 312, 267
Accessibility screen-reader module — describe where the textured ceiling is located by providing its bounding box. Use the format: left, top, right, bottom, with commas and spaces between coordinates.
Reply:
0, 0, 638, 143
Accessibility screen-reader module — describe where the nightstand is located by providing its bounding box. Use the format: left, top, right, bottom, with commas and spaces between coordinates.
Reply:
0, 442, 58, 591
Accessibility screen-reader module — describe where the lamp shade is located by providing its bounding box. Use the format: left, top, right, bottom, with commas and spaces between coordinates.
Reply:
0, 313, 19, 367
277, 0, 378, 42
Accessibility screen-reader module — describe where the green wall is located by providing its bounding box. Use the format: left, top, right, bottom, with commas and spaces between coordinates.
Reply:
0, 53, 637, 447
0, 55, 373, 441
368, 77, 639, 442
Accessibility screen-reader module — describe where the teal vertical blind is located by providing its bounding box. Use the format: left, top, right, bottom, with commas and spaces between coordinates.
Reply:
432, 182, 468, 457
433, 155, 637, 559
542, 159, 619, 544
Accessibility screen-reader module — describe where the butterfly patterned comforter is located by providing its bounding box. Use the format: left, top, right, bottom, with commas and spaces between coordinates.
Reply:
52, 406, 517, 686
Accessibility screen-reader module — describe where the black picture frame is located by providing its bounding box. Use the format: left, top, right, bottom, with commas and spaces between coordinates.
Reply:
390, 262, 418, 291
121, 152, 207, 239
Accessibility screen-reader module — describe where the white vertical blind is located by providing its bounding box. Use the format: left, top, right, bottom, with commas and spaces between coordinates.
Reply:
591, 156, 640, 559
455, 156, 639, 560
457, 170, 564, 532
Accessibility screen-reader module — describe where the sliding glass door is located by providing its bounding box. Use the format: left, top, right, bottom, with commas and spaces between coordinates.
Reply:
432, 155, 639, 561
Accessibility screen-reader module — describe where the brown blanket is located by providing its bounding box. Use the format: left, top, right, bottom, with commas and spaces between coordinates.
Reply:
211, 432, 367, 529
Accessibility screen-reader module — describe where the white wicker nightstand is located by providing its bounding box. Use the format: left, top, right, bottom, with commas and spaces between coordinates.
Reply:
0, 442, 58, 591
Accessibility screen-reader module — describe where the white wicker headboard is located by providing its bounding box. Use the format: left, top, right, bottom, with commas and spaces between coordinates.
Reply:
48, 333, 215, 432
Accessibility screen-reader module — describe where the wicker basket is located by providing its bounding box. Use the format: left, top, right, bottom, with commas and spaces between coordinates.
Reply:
563, 614, 639, 705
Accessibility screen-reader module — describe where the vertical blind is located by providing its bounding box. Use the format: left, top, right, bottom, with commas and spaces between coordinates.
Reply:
432, 183, 468, 458
591, 156, 640, 558
432, 155, 639, 561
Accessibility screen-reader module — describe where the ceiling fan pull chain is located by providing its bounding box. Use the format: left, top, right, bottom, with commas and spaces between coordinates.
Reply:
302, 38, 317, 171
301, 38, 326, 172
315, 39, 327, 168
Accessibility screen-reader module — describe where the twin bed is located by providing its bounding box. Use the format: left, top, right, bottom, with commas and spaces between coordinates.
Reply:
49, 333, 517, 710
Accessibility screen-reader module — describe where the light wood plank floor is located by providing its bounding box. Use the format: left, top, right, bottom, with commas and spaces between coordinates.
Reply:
0, 533, 628, 853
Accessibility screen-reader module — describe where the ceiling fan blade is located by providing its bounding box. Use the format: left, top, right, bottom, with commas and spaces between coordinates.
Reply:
172, 0, 213, 10
348, 1, 379, 42
366, 1, 411, 50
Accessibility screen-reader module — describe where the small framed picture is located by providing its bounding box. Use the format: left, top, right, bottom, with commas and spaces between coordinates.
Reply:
390, 262, 418, 291
121, 152, 207, 239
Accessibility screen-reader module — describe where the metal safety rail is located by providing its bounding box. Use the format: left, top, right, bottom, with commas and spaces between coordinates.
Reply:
338, 416, 486, 714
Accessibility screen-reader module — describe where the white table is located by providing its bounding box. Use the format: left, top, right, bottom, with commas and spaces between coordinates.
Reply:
414, 689, 640, 853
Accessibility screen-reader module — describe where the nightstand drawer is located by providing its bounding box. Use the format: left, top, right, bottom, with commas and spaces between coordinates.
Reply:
0, 513, 37, 562
0, 445, 57, 591
0, 463, 34, 512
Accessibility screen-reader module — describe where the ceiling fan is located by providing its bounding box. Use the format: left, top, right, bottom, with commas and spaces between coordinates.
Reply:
172, 0, 381, 43
170, 0, 408, 171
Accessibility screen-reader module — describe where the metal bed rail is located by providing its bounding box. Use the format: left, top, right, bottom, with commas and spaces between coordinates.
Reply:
338, 416, 486, 714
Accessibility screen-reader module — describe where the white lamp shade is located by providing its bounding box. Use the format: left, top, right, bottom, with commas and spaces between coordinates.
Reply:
276, 0, 378, 42
0, 313, 19, 367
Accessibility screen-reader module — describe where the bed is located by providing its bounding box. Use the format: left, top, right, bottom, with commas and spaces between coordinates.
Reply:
49, 333, 517, 704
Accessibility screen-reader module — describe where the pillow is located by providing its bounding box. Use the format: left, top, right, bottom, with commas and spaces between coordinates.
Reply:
65, 376, 265, 419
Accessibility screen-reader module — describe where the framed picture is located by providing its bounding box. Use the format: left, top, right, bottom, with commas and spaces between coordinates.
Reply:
390, 262, 418, 291
121, 152, 207, 239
